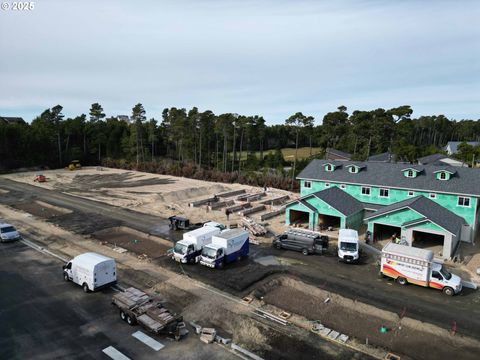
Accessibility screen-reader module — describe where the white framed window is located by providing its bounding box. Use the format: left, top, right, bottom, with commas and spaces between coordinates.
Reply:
429, 193, 436, 199
407, 191, 415, 197
361, 186, 371, 196
340, 184, 347, 189
326, 164, 333, 171
349, 167, 357, 173
379, 188, 389, 198
439, 172, 447, 180
325, 183, 330, 188
407, 170, 414, 177
458, 197, 470, 207
304, 181, 311, 189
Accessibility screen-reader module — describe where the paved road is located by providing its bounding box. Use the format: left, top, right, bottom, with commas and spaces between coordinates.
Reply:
0, 241, 236, 360
1, 178, 480, 339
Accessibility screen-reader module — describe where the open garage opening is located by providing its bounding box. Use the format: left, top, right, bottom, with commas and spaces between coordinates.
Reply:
318, 214, 341, 230
373, 223, 401, 242
289, 209, 309, 227
412, 230, 445, 254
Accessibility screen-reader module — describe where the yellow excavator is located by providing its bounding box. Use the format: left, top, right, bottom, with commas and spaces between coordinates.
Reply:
68, 160, 82, 170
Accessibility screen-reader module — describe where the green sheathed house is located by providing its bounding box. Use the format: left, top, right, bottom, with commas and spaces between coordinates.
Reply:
285, 159, 480, 258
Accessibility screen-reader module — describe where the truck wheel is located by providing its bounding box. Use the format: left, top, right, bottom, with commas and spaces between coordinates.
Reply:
126, 315, 135, 325
218, 261, 224, 269
275, 243, 282, 250
397, 277, 408, 286
120, 310, 127, 321
302, 248, 309, 256
443, 287, 455, 296
175, 334, 181, 341
82, 283, 89, 293
63, 272, 69, 282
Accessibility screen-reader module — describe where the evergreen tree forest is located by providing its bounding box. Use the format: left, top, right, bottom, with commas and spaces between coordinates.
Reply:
1, 104, 479, 191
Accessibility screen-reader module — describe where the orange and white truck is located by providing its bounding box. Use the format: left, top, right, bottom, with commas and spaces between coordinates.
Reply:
380, 243, 462, 296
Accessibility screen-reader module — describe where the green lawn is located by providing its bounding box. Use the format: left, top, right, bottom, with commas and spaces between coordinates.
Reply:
231, 147, 323, 161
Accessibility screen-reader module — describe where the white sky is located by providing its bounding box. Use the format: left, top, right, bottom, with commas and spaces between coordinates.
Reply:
1, 0, 479, 123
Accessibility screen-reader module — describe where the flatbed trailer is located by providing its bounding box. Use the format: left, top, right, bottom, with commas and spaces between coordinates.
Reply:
112, 287, 188, 340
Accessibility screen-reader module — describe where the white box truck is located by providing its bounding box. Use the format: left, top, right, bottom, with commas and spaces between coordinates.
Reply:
63, 252, 117, 293
172, 222, 224, 264
337, 229, 359, 263
380, 243, 462, 296
200, 228, 249, 268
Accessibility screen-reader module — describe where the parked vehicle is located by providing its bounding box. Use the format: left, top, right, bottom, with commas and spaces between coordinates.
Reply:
172, 221, 225, 264
273, 229, 328, 255
380, 242, 462, 296
200, 228, 249, 268
63, 252, 117, 292
112, 287, 188, 340
337, 229, 359, 263
0, 223, 22, 242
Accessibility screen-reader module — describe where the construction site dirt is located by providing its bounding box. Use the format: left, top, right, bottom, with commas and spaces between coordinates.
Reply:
1, 169, 480, 360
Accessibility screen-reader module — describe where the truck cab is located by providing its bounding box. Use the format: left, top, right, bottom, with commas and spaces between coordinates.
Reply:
199, 243, 224, 268
337, 229, 359, 263
429, 262, 462, 295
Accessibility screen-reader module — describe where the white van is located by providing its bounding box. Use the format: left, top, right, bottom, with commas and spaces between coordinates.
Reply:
0, 223, 22, 242
337, 229, 359, 263
63, 252, 117, 292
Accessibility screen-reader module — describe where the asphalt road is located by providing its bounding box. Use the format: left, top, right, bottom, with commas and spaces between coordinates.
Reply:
1, 178, 480, 340
0, 241, 236, 360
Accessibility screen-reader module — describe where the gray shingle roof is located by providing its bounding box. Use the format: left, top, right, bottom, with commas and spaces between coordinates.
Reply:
325, 148, 351, 160
297, 159, 480, 196
417, 153, 448, 165
305, 186, 364, 216
368, 152, 392, 162
364, 195, 465, 235
447, 141, 479, 154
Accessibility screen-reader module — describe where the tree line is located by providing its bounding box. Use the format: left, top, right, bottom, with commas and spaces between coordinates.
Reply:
1, 103, 479, 190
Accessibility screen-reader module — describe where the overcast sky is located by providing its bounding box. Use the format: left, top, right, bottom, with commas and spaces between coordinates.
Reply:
1, 0, 479, 123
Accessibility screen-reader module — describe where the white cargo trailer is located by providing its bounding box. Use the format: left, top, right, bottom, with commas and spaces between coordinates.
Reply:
200, 228, 249, 268
63, 252, 117, 292
380, 243, 462, 296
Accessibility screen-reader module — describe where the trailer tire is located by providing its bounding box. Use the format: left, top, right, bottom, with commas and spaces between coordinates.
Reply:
82, 283, 89, 293
126, 315, 135, 325
443, 287, 454, 296
397, 277, 408, 286
120, 310, 127, 321
63, 272, 69, 282
302, 248, 309, 256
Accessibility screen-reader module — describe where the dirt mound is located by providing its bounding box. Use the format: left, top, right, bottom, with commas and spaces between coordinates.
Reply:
260, 276, 480, 360
156, 184, 229, 204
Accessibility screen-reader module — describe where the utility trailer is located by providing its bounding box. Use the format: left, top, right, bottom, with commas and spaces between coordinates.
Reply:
112, 287, 188, 340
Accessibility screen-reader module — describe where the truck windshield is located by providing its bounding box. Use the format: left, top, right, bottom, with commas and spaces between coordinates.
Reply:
202, 247, 217, 259
0, 226, 16, 233
340, 242, 357, 251
173, 243, 187, 255
440, 267, 452, 280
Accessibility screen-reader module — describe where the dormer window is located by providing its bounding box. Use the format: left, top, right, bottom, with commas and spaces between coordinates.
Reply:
434, 170, 454, 181
325, 163, 336, 172
402, 167, 422, 178
346, 164, 364, 174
